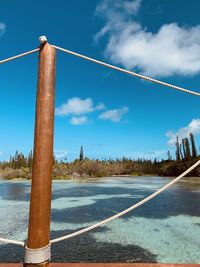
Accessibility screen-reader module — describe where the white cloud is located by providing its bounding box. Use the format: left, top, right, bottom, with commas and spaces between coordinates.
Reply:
166, 119, 200, 146
99, 106, 128, 122
95, 102, 106, 111
95, 0, 200, 77
55, 97, 93, 116
122, 0, 142, 14
56, 97, 128, 125
70, 116, 88, 125
55, 97, 105, 116
0, 23, 6, 36
54, 150, 68, 159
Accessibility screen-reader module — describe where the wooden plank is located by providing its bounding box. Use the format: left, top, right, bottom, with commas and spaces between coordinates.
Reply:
46, 265, 200, 267
51, 264, 199, 267
0, 264, 199, 267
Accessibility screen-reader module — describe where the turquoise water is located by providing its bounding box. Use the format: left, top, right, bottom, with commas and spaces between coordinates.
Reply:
0, 176, 200, 263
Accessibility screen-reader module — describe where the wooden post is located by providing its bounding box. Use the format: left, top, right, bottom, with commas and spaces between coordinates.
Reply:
25, 39, 56, 266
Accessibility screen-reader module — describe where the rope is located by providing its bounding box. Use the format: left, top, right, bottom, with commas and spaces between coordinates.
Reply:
1, 44, 199, 97
0, 237, 24, 247
24, 244, 51, 264
53, 45, 200, 97
0, 48, 39, 65
0, 41, 199, 247
50, 158, 200, 244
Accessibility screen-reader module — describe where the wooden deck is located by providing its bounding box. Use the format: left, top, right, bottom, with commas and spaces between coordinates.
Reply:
0, 264, 199, 267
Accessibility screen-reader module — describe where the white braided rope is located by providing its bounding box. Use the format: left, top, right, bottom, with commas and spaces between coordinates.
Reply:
53, 45, 200, 97
50, 158, 200, 244
0, 48, 39, 64
0, 237, 24, 246
24, 244, 51, 264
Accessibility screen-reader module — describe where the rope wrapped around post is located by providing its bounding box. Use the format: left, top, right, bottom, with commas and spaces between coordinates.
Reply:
24, 244, 51, 264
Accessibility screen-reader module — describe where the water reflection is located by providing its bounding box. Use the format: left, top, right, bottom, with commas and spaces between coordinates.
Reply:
0, 176, 199, 263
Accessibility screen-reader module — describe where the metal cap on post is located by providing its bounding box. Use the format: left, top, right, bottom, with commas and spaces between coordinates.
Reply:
24, 36, 56, 266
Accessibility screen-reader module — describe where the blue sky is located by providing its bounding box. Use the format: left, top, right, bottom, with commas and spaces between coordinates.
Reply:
0, 0, 200, 161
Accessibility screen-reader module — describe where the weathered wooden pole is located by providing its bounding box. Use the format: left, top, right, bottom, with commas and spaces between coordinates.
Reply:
24, 36, 56, 266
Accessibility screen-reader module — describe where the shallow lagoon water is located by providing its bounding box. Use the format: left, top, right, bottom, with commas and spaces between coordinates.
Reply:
0, 176, 199, 263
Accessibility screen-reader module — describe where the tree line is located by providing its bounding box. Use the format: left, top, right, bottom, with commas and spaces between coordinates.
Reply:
175, 133, 198, 161
0, 150, 33, 169
0, 132, 200, 179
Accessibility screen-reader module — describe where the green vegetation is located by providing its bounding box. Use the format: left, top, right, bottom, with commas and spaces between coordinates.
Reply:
0, 133, 200, 179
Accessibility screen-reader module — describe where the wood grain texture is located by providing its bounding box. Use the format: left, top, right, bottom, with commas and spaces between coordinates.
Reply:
26, 42, 56, 267
0, 263, 199, 267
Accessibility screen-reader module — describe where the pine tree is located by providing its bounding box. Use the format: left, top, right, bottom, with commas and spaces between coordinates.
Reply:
28, 150, 33, 169
184, 137, 191, 159
14, 151, 19, 169
175, 136, 181, 161
179, 144, 184, 160
9, 156, 13, 168
79, 146, 84, 161
167, 151, 172, 161
189, 133, 197, 158
182, 139, 186, 159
